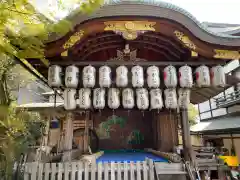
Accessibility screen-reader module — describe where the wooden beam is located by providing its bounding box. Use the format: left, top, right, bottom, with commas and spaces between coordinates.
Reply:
51, 60, 225, 66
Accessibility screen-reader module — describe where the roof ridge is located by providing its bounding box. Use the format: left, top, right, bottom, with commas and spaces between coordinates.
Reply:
101, 0, 239, 39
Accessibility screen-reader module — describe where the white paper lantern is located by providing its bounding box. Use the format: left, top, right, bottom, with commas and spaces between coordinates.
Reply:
64, 88, 76, 110
122, 88, 134, 109
132, 66, 144, 88
136, 88, 149, 110
178, 88, 190, 109
48, 65, 62, 87
65, 65, 79, 88
179, 65, 193, 88
210, 65, 226, 87
82, 65, 96, 88
93, 88, 105, 109
147, 66, 160, 88
78, 88, 91, 109
195, 65, 210, 87
116, 66, 128, 87
99, 66, 111, 88
163, 66, 177, 88
150, 89, 163, 110
108, 88, 120, 109
164, 89, 178, 109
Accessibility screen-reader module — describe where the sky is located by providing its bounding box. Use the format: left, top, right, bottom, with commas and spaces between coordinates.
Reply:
35, 0, 240, 24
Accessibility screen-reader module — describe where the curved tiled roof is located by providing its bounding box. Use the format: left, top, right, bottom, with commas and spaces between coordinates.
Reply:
47, 0, 240, 46
103, 0, 239, 39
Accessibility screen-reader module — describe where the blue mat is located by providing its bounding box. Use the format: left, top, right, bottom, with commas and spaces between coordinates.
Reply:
96, 151, 168, 163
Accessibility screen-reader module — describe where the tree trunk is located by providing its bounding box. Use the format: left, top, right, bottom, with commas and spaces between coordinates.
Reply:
0, 74, 11, 106
0, 80, 8, 105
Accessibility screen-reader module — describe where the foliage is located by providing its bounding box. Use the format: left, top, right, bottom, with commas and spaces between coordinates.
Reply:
0, 104, 44, 179
188, 103, 199, 126
0, 0, 103, 59
0, 0, 103, 178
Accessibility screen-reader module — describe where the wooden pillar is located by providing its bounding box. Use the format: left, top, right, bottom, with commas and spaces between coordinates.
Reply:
84, 111, 90, 153
233, 65, 240, 92
43, 115, 50, 146
181, 109, 193, 161
62, 112, 73, 161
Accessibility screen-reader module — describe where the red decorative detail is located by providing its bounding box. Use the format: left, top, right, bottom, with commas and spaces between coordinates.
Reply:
210, 70, 214, 79
178, 72, 181, 79
196, 72, 199, 80
163, 71, 167, 79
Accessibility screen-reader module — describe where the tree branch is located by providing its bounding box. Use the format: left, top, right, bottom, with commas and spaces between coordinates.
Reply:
4, 7, 34, 15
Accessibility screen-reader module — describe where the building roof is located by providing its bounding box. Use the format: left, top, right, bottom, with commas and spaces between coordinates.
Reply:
190, 115, 240, 133
48, 0, 240, 44
202, 22, 240, 36
17, 102, 63, 110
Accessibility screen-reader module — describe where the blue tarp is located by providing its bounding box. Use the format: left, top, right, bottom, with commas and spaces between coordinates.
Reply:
96, 150, 168, 163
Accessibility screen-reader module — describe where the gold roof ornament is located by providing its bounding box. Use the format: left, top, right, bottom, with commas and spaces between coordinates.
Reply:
61, 30, 85, 56
174, 30, 196, 50
214, 49, 240, 60
104, 21, 156, 40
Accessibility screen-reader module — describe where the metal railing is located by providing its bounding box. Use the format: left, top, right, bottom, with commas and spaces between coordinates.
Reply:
215, 89, 240, 108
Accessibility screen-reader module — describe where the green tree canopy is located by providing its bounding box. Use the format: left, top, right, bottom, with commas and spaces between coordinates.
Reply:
0, 0, 103, 60
188, 103, 199, 126
0, 1, 103, 179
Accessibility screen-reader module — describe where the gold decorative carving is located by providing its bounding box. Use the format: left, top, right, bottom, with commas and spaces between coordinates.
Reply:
214, 49, 240, 60
104, 21, 156, 40
61, 51, 68, 57
174, 30, 196, 50
191, 51, 198, 57
61, 30, 84, 56
108, 44, 144, 62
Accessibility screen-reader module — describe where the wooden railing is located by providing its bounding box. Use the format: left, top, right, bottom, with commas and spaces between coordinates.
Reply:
23, 160, 155, 180
216, 89, 240, 108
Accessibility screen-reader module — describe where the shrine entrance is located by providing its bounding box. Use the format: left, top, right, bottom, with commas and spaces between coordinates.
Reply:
93, 110, 154, 150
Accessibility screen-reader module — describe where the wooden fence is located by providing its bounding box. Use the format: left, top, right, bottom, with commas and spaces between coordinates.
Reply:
23, 160, 155, 180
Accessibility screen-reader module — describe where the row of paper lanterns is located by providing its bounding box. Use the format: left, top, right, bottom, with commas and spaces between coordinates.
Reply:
48, 65, 226, 89
63, 88, 190, 111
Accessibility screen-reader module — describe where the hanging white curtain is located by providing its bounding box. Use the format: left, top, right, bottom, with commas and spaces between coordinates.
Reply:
65, 65, 79, 88
99, 66, 111, 87
147, 66, 160, 88
78, 88, 91, 109
178, 88, 191, 109
179, 65, 193, 88
164, 89, 178, 109
48, 65, 62, 87
116, 66, 128, 87
150, 89, 163, 110
122, 88, 134, 109
108, 88, 120, 109
163, 65, 177, 88
82, 65, 96, 88
136, 88, 149, 110
195, 65, 210, 87
93, 88, 105, 109
132, 66, 144, 88
210, 65, 226, 87
64, 88, 77, 110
